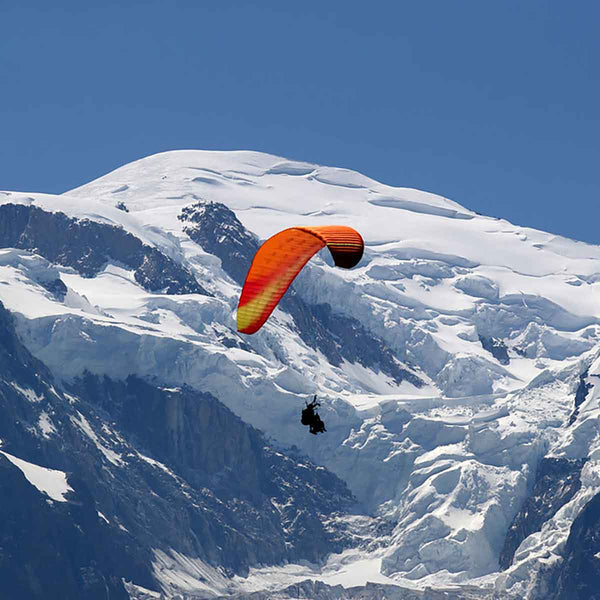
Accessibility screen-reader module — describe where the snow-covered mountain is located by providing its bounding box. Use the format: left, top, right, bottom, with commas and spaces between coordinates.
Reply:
1, 150, 599, 599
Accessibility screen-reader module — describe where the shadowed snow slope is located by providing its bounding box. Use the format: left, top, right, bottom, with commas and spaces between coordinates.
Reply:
1, 150, 600, 598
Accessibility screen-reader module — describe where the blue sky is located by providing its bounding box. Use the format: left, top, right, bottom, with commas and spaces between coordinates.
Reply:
2, 1, 599, 242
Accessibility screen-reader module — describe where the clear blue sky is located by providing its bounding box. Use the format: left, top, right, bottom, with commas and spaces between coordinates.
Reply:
2, 1, 599, 242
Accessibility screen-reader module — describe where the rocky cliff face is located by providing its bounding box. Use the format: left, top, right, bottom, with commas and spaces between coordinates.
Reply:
0, 300, 356, 598
550, 491, 600, 600
179, 200, 260, 287
206, 580, 489, 600
0, 301, 152, 599
569, 370, 593, 426
499, 457, 587, 569
0, 203, 207, 295
70, 373, 356, 564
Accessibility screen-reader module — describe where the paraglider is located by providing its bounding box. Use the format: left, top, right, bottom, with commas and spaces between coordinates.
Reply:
301, 395, 326, 435
236, 225, 364, 334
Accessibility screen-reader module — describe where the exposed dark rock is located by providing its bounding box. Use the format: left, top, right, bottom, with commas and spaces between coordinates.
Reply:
133, 246, 205, 294
499, 457, 587, 569
0, 203, 208, 295
39, 277, 68, 300
208, 579, 489, 600
479, 335, 510, 365
291, 300, 423, 387
548, 491, 600, 600
179, 200, 423, 387
217, 332, 255, 352
514, 346, 527, 358
569, 370, 593, 426
179, 200, 259, 286
0, 455, 132, 600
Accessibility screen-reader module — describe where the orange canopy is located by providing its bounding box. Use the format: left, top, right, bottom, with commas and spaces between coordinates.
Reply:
237, 225, 364, 334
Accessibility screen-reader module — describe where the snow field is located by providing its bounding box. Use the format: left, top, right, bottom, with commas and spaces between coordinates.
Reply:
0, 450, 72, 502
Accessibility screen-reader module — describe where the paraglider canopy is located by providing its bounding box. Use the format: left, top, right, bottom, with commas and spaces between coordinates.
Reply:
237, 225, 364, 334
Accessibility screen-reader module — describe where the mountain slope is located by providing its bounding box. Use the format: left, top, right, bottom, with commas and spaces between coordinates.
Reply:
0, 300, 357, 598
1, 150, 600, 598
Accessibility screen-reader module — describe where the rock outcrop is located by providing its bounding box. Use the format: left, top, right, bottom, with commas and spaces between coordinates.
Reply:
0, 203, 207, 295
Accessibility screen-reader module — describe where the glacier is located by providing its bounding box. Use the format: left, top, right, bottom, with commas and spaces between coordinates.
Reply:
1, 150, 599, 598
